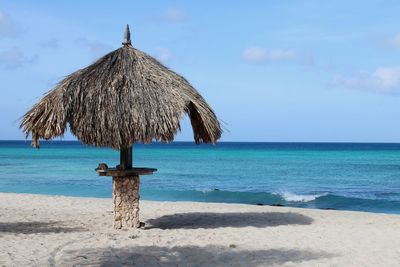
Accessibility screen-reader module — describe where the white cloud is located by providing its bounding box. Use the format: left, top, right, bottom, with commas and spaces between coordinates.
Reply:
164, 7, 188, 23
387, 33, 400, 48
0, 10, 20, 39
331, 67, 400, 94
0, 46, 37, 69
75, 38, 113, 59
242, 47, 296, 64
154, 47, 172, 63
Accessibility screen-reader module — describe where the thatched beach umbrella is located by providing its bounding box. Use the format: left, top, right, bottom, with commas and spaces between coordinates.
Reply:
20, 25, 221, 229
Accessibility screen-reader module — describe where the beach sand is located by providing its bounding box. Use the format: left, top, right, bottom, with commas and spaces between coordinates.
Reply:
1, 193, 399, 266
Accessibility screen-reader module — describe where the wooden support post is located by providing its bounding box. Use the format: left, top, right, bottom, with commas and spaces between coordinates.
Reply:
120, 146, 133, 170
96, 146, 156, 229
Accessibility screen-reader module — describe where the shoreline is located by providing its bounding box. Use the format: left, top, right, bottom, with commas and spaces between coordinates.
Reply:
1, 191, 399, 216
1, 193, 400, 266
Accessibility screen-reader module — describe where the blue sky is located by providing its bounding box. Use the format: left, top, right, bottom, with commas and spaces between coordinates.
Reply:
2, 0, 400, 142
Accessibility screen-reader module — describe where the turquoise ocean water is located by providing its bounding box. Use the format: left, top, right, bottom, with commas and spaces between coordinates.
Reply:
1, 141, 400, 214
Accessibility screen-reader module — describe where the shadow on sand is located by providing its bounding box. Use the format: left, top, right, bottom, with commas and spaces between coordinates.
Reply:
58, 245, 334, 266
146, 212, 313, 229
0, 221, 86, 234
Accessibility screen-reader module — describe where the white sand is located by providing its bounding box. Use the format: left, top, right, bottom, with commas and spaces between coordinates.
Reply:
0, 193, 399, 266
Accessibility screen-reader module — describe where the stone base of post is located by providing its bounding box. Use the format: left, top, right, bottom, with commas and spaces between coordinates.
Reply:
112, 175, 140, 229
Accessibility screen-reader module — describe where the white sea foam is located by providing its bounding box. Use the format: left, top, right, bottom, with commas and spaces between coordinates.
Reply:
197, 188, 219, 193
279, 191, 328, 202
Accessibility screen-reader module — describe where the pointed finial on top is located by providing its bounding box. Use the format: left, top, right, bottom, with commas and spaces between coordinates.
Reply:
122, 24, 131, 46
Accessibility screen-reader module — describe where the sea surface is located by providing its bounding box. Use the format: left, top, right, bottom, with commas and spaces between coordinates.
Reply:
1, 141, 400, 214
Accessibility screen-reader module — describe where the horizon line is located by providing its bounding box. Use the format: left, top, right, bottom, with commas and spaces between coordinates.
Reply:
2, 140, 400, 144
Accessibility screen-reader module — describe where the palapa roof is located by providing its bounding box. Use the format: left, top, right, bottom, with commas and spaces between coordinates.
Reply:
20, 25, 222, 149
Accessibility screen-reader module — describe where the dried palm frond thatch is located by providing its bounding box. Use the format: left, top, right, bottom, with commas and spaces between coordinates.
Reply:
20, 25, 221, 149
